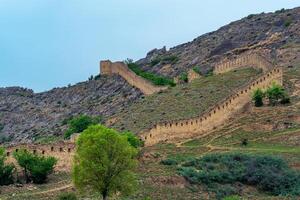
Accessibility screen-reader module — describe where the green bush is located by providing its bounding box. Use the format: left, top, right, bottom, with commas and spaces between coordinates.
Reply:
122, 131, 144, 148
14, 149, 57, 184
64, 115, 102, 139
160, 158, 178, 166
150, 58, 161, 66
223, 195, 242, 200
161, 55, 179, 64
265, 83, 290, 106
150, 55, 179, 66
57, 192, 78, 200
192, 66, 202, 75
178, 153, 300, 197
127, 62, 175, 87
284, 18, 292, 27
0, 147, 15, 185
252, 88, 264, 107
179, 72, 188, 83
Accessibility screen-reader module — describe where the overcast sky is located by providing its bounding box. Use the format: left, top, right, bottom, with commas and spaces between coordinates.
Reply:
0, 0, 299, 92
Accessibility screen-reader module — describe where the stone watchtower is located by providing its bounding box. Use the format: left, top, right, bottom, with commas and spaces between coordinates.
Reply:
100, 60, 113, 75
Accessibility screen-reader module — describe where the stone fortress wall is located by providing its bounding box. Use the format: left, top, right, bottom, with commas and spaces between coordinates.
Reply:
100, 60, 167, 95
140, 53, 283, 146
214, 53, 274, 74
5, 142, 75, 171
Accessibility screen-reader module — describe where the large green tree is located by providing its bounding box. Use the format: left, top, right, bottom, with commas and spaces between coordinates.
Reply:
72, 125, 138, 200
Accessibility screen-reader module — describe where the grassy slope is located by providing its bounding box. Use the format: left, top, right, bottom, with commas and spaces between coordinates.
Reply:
112, 68, 261, 134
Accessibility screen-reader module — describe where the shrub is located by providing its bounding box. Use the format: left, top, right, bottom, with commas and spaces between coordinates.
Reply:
127, 62, 175, 87
57, 192, 78, 200
0, 147, 15, 185
179, 72, 188, 83
247, 14, 255, 19
150, 58, 161, 66
284, 18, 292, 27
241, 138, 248, 146
14, 150, 57, 184
64, 115, 102, 139
178, 153, 300, 197
161, 55, 179, 64
265, 83, 289, 106
160, 158, 178, 166
205, 69, 214, 77
122, 131, 144, 148
275, 8, 285, 14
252, 88, 264, 107
192, 66, 202, 75
223, 195, 242, 200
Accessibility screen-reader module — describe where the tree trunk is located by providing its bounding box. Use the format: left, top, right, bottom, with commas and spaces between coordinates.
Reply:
102, 190, 108, 200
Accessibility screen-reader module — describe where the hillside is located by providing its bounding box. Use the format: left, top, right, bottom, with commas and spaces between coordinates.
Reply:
137, 7, 300, 77
0, 76, 142, 143
111, 68, 261, 133
1, 7, 300, 144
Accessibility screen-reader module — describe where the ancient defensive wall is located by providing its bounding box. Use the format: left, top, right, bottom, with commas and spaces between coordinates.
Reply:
140, 53, 283, 146
100, 60, 167, 95
4, 142, 75, 171
214, 53, 274, 74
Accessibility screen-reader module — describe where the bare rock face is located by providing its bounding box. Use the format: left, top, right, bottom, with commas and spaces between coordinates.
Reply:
0, 75, 142, 143
136, 7, 300, 77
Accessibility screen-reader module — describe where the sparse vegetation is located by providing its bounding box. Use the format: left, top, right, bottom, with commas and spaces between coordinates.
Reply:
126, 61, 175, 87
150, 55, 179, 66
0, 147, 15, 186
265, 83, 290, 106
246, 14, 255, 19
179, 72, 188, 83
72, 125, 138, 200
64, 115, 102, 139
252, 88, 264, 107
14, 149, 57, 184
275, 8, 285, 14
178, 153, 300, 198
284, 17, 293, 27
160, 158, 178, 166
122, 131, 144, 148
252, 83, 290, 107
57, 192, 78, 200
192, 66, 202, 75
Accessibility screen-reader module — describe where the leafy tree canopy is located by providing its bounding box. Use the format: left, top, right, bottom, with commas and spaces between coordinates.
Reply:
72, 125, 138, 200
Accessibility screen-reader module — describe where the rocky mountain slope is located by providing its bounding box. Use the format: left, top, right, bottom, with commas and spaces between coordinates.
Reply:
137, 7, 300, 76
1, 7, 300, 143
0, 76, 142, 143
